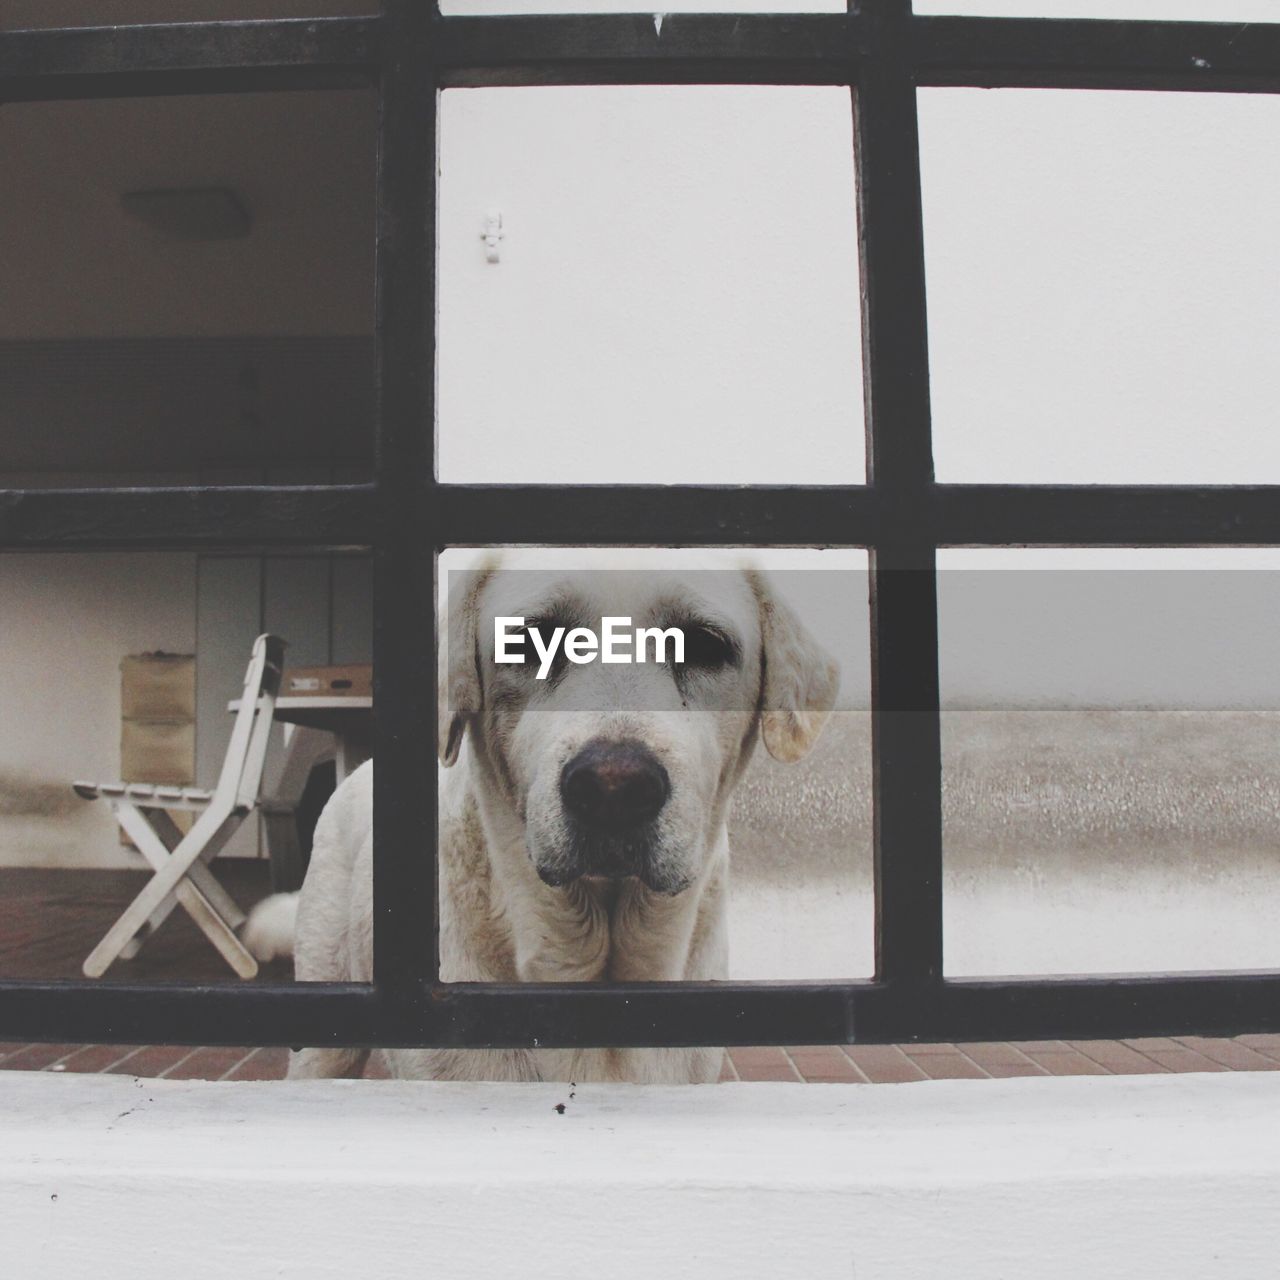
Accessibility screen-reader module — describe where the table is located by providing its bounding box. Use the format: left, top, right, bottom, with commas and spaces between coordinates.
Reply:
229, 694, 373, 889
271, 696, 373, 784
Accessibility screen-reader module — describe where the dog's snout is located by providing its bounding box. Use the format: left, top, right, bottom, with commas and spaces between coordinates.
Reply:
560, 739, 670, 832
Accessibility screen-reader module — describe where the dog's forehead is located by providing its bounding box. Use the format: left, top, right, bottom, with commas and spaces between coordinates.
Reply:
478, 568, 758, 630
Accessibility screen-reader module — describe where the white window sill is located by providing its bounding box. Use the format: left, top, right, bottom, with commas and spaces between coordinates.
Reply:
3, 1069, 1279, 1278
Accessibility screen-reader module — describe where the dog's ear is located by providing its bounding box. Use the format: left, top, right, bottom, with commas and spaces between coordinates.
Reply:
751, 571, 841, 764
439, 565, 493, 766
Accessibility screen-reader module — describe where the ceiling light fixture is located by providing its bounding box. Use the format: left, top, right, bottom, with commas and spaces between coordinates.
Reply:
120, 187, 253, 241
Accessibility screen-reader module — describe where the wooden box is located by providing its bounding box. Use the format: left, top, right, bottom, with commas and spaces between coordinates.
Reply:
284, 664, 373, 698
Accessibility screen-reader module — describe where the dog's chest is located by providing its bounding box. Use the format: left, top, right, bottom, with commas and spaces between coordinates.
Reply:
381, 1045, 723, 1085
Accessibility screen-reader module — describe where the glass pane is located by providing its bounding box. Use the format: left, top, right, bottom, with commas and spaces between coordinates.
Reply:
0, 550, 371, 987
0, 91, 375, 486
920, 89, 1280, 483
437, 548, 872, 981
940, 548, 1280, 977
437, 87, 864, 484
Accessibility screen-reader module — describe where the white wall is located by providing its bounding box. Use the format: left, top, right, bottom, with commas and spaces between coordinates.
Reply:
437, 86, 863, 483
436, 28, 1280, 491
432, 54, 1280, 712
0, 554, 195, 868
918, 86, 1280, 484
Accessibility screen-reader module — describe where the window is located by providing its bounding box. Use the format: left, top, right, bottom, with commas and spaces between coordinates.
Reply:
4, 1, 1280, 1054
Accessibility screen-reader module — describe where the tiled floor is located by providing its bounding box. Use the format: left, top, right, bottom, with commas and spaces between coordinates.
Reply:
4, 866, 1279, 1084
3, 1036, 1279, 1084
714, 1036, 1280, 1083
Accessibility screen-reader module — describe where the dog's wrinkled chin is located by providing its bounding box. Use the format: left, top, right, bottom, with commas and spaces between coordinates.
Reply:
530, 830, 692, 896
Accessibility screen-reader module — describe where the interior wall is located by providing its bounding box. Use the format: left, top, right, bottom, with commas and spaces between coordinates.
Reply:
0, 552, 371, 869
0, 554, 196, 869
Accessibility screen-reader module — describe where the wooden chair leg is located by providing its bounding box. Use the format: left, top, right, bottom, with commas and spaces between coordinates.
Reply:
171, 882, 258, 980
115, 809, 249, 959
150, 810, 249, 930
83, 805, 257, 979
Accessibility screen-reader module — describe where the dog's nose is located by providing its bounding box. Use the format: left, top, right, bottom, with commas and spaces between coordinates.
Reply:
560, 740, 671, 832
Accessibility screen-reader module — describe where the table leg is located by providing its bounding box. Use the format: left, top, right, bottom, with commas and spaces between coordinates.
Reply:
261, 726, 337, 892
334, 732, 372, 784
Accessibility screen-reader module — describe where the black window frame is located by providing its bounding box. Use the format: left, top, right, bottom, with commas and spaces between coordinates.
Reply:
4, 1, 1280, 1051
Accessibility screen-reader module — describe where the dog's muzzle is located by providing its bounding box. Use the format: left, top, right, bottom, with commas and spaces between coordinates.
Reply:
561, 738, 670, 833
540, 738, 674, 887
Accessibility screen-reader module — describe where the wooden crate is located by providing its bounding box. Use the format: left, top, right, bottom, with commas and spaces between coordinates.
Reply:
283, 664, 372, 698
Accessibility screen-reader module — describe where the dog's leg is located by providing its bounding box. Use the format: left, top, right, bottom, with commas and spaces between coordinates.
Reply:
287, 1046, 371, 1079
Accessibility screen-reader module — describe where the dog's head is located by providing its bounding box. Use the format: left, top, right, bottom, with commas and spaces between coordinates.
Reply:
439, 561, 839, 895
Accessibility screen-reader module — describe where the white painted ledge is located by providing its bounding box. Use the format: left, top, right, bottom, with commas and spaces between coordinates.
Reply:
4, 1070, 1280, 1279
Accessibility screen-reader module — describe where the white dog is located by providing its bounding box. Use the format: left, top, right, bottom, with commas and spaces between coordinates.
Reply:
246, 559, 838, 1083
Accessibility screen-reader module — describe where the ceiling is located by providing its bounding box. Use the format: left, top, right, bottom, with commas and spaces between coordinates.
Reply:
1, 90, 375, 340
1, 15, 376, 475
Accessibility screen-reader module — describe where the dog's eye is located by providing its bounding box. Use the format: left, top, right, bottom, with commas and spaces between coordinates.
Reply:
523, 618, 562, 645
680, 624, 737, 671
522, 618, 569, 679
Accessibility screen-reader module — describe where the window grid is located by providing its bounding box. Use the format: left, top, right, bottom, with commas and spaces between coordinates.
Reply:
3, 1, 1280, 1050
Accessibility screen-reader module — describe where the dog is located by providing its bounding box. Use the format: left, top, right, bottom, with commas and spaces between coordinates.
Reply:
245, 557, 838, 1083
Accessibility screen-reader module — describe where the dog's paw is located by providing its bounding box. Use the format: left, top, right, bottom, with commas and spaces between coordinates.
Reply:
241, 892, 300, 962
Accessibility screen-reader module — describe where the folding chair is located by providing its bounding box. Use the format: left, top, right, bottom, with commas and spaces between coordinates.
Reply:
75, 634, 286, 980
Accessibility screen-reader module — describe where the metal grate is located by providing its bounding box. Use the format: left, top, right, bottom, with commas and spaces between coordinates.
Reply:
4, 1, 1280, 1050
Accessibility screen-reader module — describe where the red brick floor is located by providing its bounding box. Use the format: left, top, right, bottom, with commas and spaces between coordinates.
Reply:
4, 867, 1280, 1084
710, 1037, 1280, 1085
4, 1036, 1277, 1083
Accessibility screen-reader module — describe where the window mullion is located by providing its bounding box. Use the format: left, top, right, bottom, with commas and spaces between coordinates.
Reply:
372, 0, 440, 992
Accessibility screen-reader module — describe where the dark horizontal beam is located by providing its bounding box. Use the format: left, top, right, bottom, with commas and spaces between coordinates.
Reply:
431, 982, 859, 1047
0, 484, 376, 550
436, 484, 1280, 548
439, 973, 1280, 1047
936, 485, 1280, 546
433, 484, 878, 547
867, 972, 1280, 1045
915, 15, 1280, 93
5, 12, 1280, 98
0, 17, 377, 101
0, 981, 386, 1048
3, 483, 1276, 551
0, 980, 856, 1049
439, 12, 1280, 92
6, 972, 1280, 1048
435, 13, 859, 87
